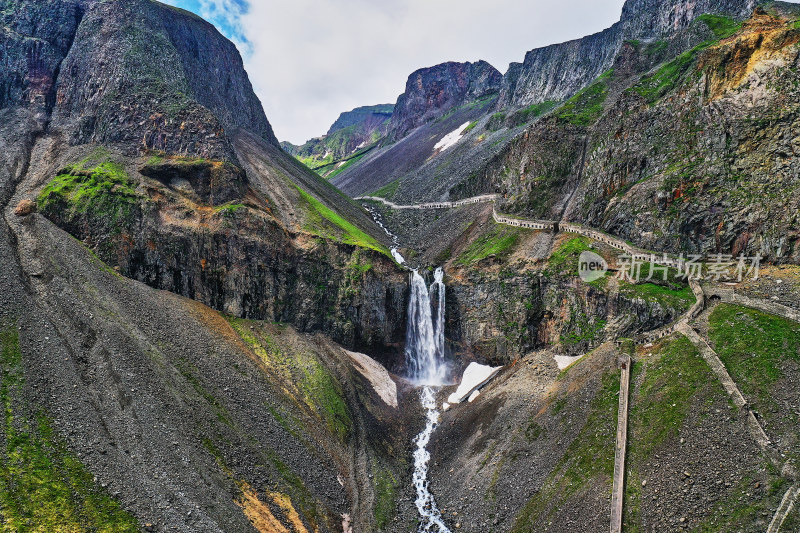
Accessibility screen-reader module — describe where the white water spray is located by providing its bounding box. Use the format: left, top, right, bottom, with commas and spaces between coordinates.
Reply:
405, 268, 451, 533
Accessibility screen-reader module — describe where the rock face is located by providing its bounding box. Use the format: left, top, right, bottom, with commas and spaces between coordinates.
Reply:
388, 60, 502, 141
0, 0, 84, 112
47, 0, 277, 162
496, 0, 755, 109
481, 8, 800, 262
5, 0, 404, 359
37, 149, 409, 363
0, 2, 414, 532
327, 104, 394, 136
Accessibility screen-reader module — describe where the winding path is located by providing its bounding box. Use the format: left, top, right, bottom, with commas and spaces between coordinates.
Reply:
358, 193, 679, 260
610, 353, 632, 533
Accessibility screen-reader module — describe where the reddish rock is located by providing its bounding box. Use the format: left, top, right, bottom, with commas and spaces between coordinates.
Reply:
14, 199, 36, 217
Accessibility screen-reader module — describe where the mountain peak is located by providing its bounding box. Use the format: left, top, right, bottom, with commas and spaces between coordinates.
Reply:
46, 0, 278, 159
389, 60, 502, 141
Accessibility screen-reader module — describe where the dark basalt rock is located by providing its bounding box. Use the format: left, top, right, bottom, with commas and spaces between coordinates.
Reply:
496, 0, 755, 110
388, 60, 502, 141
50, 0, 278, 155
139, 158, 247, 206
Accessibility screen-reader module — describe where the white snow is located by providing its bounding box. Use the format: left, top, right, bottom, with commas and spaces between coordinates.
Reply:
447, 362, 502, 405
433, 122, 472, 153
344, 350, 398, 408
467, 390, 481, 403
442, 402, 451, 411
342, 513, 353, 533
553, 354, 585, 371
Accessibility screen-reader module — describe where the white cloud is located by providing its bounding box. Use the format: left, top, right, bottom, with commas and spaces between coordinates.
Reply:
236, 0, 628, 144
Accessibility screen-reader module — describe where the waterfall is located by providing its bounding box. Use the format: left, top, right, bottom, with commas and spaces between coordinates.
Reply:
405, 269, 448, 386
433, 268, 445, 363
405, 268, 451, 533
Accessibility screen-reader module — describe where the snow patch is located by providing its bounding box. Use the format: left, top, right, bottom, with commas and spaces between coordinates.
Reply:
447, 362, 502, 405
344, 350, 398, 408
342, 513, 353, 533
467, 390, 480, 403
554, 354, 585, 371
433, 122, 472, 153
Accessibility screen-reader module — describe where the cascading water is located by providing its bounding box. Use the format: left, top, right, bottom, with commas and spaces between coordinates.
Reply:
364, 205, 406, 264
405, 269, 447, 385
412, 387, 451, 533
405, 268, 451, 533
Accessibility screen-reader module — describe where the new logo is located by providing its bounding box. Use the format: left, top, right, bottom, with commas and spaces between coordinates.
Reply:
579, 251, 608, 282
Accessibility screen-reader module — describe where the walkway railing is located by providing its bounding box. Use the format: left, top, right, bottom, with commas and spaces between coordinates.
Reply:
355, 194, 500, 210
358, 193, 664, 260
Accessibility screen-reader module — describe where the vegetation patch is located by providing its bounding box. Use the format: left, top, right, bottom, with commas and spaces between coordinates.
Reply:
294, 185, 389, 256
561, 314, 607, 347
622, 334, 780, 532
694, 473, 789, 533
371, 179, 401, 200
696, 14, 742, 40
708, 304, 800, 410
487, 112, 507, 131
37, 157, 141, 233
510, 100, 558, 126
214, 202, 246, 218
511, 370, 620, 531
628, 336, 705, 460
544, 236, 592, 277
556, 70, 612, 126
0, 328, 138, 531
227, 319, 353, 444
322, 150, 371, 180
618, 280, 695, 312
632, 47, 701, 104
373, 467, 398, 529
456, 224, 528, 265
632, 15, 741, 104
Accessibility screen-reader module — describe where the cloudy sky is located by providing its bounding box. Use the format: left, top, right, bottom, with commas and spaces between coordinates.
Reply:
162, 0, 630, 144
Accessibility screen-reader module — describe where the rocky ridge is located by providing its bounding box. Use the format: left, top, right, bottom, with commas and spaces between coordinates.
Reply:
496, 0, 756, 109
281, 104, 394, 178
